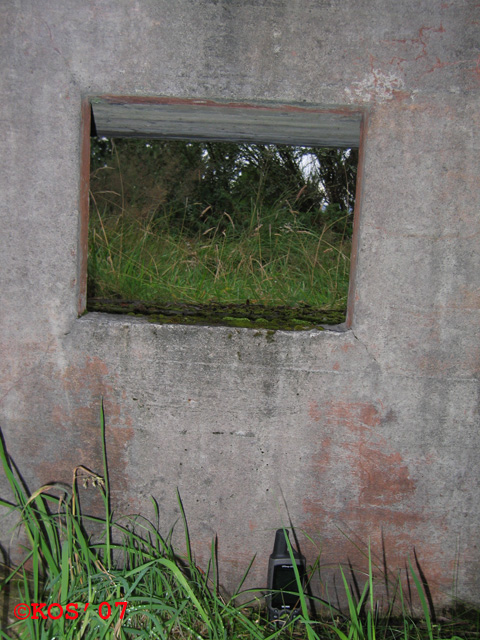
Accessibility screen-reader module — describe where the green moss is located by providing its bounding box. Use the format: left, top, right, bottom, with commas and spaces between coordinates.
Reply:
86, 298, 344, 331
221, 317, 256, 328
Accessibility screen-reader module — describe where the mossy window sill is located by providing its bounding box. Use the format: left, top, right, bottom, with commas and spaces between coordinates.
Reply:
86, 298, 346, 331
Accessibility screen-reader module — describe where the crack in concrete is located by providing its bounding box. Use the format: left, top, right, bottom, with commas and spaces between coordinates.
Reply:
351, 329, 381, 369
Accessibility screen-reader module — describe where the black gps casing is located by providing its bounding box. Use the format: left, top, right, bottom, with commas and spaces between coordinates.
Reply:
266, 529, 306, 622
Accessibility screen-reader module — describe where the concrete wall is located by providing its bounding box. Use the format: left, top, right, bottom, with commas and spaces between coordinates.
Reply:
1, 0, 479, 608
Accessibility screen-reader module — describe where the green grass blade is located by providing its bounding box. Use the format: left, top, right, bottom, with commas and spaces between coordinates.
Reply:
330, 628, 351, 640
0, 432, 29, 509
339, 565, 369, 640
230, 553, 256, 600
100, 400, 112, 571
367, 541, 375, 640
157, 556, 211, 629
283, 527, 320, 640
176, 488, 193, 567
409, 559, 434, 640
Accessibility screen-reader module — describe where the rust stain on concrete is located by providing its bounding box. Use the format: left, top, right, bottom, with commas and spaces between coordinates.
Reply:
44, 356, 134, 510
301, 400, 449, 602
309, 399, 382, 430
355, 444, 415, 507
453, 285, 480, 310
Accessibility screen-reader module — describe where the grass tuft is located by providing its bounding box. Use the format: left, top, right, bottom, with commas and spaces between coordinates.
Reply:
88, 191, 352, 311
0, 413, 478, 639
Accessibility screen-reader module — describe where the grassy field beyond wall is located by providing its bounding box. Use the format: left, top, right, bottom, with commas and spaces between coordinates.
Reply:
88, 139, 356, 315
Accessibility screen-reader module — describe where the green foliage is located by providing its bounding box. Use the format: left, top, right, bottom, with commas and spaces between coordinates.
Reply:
88, 201, 351, 310
0, 417, 478, 639
90, 139, 356, 235
88, 138, 354, 310
0, 416, 273, 639
310, 147, 358, 214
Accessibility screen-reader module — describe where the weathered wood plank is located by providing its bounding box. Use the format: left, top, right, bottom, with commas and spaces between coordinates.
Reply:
91, 97, 363, 147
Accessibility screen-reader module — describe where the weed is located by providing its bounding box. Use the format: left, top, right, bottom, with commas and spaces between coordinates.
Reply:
88, 140, 353, 312
0, 409, 477, 639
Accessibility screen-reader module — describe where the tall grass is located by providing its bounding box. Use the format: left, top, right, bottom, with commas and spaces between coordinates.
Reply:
0, 411, 476, 639
88, 191, 352, 310
0, 410, 274, 639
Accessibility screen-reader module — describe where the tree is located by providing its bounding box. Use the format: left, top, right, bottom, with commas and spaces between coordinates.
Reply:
90, 138, 358, 237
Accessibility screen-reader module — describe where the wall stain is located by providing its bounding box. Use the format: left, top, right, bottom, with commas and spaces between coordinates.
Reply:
302, 400, 449, 602
44, 356, 134, 513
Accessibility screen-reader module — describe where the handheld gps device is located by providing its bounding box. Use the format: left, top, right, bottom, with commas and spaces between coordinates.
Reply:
266, 528, 306, 622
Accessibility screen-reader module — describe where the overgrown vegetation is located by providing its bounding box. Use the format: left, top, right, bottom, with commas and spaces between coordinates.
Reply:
0, 411, 478, 639
87, 139, 357, 317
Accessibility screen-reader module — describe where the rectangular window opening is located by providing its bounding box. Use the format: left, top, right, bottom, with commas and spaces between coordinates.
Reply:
84, 98, 364, 330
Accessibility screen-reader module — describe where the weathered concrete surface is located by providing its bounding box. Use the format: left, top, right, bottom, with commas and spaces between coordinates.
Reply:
1, 0, 479, 608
